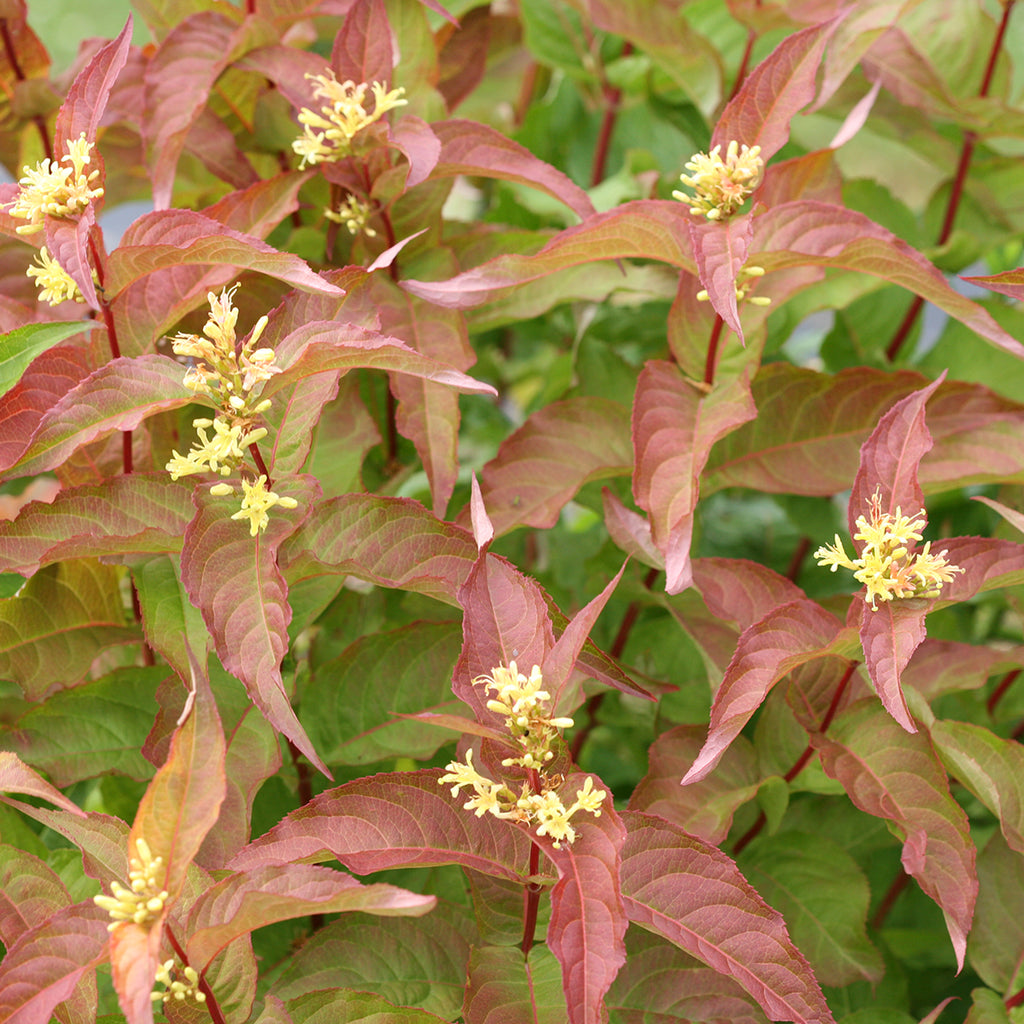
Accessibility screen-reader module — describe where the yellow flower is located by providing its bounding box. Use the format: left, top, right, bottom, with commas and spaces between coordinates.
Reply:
93, 837, 168, 932
5, 133, 104, 235
230, 474, 298, 536
673, 140, 763, 220
325, 194, 377, 236
26, 247, 84, 305
152, 959, 206, 1006
814, 490, 964, 609
292, 73, 407, 167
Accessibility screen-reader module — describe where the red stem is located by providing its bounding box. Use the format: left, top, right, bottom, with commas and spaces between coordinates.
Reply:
728, 29, 758, 103
165, 925, 227, 1024
870, 868, 911, 930
0, 17, 52, 162
785, 536, 812, 583
521, 840, 542, 956
1006, 984, 1024, 1011
884, 1, 1014, 362
704, 315, 725, 386
250, 442, 271, 486
590, 42, 633, 187
987, 668, 1021, 716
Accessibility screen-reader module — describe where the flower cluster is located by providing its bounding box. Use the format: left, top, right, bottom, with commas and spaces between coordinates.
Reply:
696, 264, 771, 307
151, 959, 206, 1007
325, 194, 377, 237
815, 490, 964, 610
5, 133, 104, 235
165, 286, 297, 534
93, 838, 168, 932
673, 140, 763, 220
26, 246, 89, 305
292, 73, 407, 167
439, 662, 606, 848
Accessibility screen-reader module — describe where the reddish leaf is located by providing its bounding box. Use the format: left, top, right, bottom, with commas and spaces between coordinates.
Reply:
628, 726, 760, 845
974, 496, 1024, 537
43, 214, 99, 311
8, 355, 189, 478
812, 700, 977, 970
541, 785, 627, 1024
128, 664, 226, 904
54, 17, 133, 152
848, 374, 943, 539
279, 493, 477, 606
963, 267, 1024, 301
0, 901, 110, 1024
109, 918, 162, 1024
464, 945, 567, 1024
855, 598, 927, 733
601, 488, 662, 570
713, 15, 843, 161
180, 474, 327, 774
389, 115, 443, 188
692, 558, 807, 631
185, 864, 434, 972
473, 397, 632, 537
936, 537, 1024, 605
682, 599, 844, 784
331, 0, 393, 85
104, 210, 344, 300
689, 214, 753, 341
632, 361, 756, 594
0, 475, 192, 576
403, 201, 696, 309
0, 752, 85, 817
0, 845, 71, 948
620, 811, 835, 1024
229, 770, 539, 881
753, 201, 1024, 360
429, 119, 596, 222
903, 638, 1024, 701
144, 12, 274, 209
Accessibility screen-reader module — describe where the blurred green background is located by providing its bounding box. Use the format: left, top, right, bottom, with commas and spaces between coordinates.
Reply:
26, 1, 148, 71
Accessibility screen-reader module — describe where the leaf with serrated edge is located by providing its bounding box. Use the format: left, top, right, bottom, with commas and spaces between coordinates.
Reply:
229, 770, 539, 881
620, 811, 834, 1024
633, 361, 756, 594
932, 720, 1024, 854
0, 321, 99, 401
0, 752, 85, 817
185, 863, 434, 971
0, 901, 110, 1024
472, 397, 631, 538
464, 945, 567, 1024
812, 699, 976, 970
180, 475, 325, 773
682, 598, 842, 785
0, 475, 192, 576
104, 210, 343, 299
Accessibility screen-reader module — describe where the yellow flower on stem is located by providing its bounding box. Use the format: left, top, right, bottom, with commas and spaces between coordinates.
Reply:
93, 837, 168, 932
673, 140, 763, 220
230, 474, 298, 536
26, 246, 85, 305
5, 133, 104, 235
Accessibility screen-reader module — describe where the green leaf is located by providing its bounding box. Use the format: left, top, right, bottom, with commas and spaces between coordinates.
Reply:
0, 321, 99, 401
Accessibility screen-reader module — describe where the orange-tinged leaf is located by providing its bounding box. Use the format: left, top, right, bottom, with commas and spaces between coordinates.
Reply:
0, 752, 85, 817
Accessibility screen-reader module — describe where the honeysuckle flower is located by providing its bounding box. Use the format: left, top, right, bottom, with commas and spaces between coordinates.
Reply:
5, 133, 104, 234
815, 490, 964, 609
93, 837, 168, 932
165, 416, 264, 480
673, 140, 763, 220
439, 663, 607, 847
325, 194, 377, 236
151, 959, 206, 1006
293, 73, 407, 167
26, 246, 85, 305
230, 474, 299, 536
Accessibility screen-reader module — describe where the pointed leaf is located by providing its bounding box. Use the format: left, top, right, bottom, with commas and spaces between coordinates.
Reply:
331, 0, 393, 85
0, 844, 71, 947
475, 397, 632, 537
44, 211, 100, 311
0, 321, 98, 401
180, 475, 326, 774
856, 598, 927, 733
620, 811, 834, 1024
692, 558, 807, 631
229, 770, 538, 881
682, 599, 843, 785
279, 493, 477, 606
430, 119, 595, 221
109, 918, 161, 1024
0, 475, 192, 576
9, 355, 189, 478
185, 863, 434, 971
464, 945, 567, 1024
934, 537, 1024, 604
969, 833, 1024, 993
0, 901, 110, 1024
932, 720, 1024, 855
689, 215, 752, 341
633, 360, 756, 593
105, 210, 344, 299
542, 784, 627, 1024
0, 752, 85, 816
812, 700, 977, 970
714, 16, 842, 161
